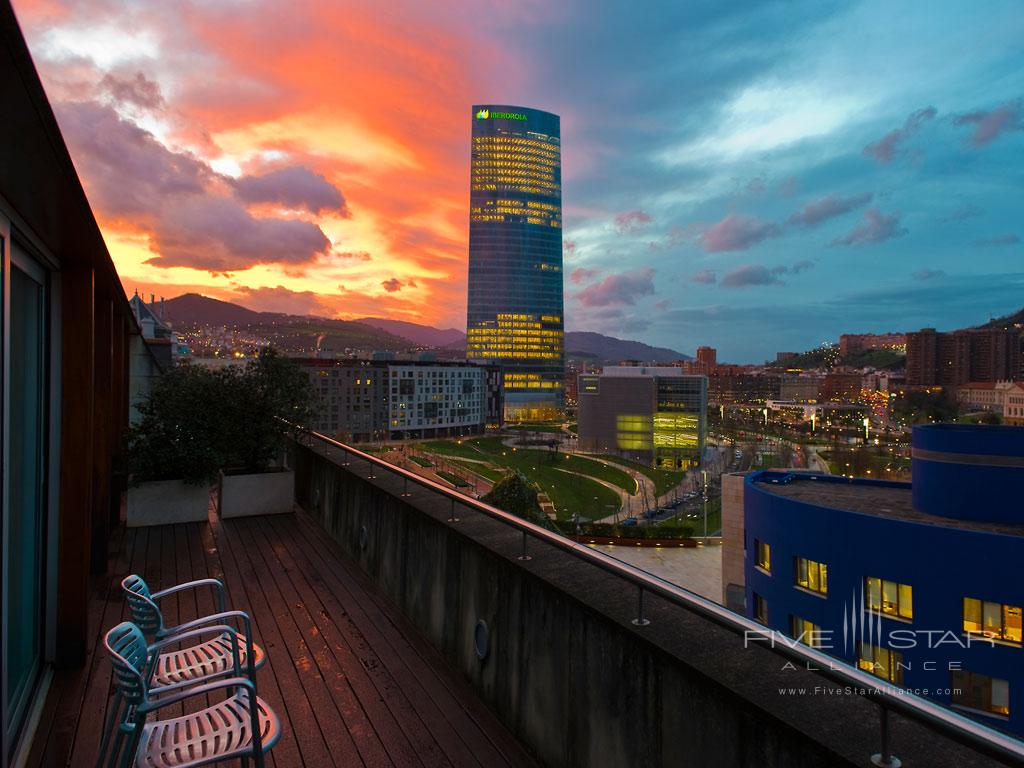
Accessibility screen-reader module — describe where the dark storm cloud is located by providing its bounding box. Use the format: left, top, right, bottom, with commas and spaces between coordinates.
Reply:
232, 165, 350, 215
53, 100, 335, 272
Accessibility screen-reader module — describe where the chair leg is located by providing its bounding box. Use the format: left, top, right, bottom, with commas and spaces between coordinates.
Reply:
95, 691, 122, 768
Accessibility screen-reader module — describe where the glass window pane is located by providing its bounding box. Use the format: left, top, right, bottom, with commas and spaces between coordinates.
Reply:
899, 584, 913, 619
819, 563, 827, 594
992, 678, 1010, 715
1004, 606, 1022, 643
882, 580, 898, 615
5, 262, 47, 727
866, 578, 881, 612
963, 598, 982, 633
808, 562, 820, 592
983, 602, 1002, 636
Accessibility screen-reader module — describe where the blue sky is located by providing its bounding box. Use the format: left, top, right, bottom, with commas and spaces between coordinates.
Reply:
492, 0, 1024, 361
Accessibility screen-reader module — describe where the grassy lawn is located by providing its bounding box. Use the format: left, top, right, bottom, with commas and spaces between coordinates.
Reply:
449, 459, 506, 483
586, 454, 684, 496
658, 495, 721, 536
436, 470, 470, 488
408, 455, 433, 468
417, 437, 620, 520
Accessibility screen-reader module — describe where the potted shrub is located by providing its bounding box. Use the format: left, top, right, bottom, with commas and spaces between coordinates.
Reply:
217, 349, 313, 518
126, 364, 230, 526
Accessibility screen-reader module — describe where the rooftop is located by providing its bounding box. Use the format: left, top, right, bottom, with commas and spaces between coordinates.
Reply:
30, 508, 535, 768
752, 472, 1024, 537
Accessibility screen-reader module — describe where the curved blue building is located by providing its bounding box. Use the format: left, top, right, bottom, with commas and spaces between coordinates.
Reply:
466, 105, 564, 422
739, 424, 1024, 734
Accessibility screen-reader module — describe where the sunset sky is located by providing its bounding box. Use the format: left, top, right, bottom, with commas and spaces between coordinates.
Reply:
13, 0, 1024, 361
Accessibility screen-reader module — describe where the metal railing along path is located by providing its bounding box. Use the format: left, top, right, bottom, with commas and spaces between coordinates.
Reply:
293, 426, 1024, 768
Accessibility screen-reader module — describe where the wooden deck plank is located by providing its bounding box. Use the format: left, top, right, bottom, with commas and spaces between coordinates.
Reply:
224, 516, 367, 768
240, 515, 396, 768
212, 512, 340, 768
286, 512, 533, 768
197, 516, 286, 768
45, 510, 537, 768
270, 514, 492, 768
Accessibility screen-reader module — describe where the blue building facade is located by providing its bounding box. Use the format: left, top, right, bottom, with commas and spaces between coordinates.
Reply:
743, 424, 1024, 734
466, 105, 564, 422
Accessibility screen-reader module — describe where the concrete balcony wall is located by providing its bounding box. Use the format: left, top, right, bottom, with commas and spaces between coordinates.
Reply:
290, 438, 1010, 768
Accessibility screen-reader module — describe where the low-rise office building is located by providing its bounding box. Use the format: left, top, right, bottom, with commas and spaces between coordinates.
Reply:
300, 358, 501, 441
723, 423, 1024, 734
577, 366, 706, 469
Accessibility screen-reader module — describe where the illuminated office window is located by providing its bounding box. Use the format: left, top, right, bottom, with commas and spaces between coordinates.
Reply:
755, 540, 771, 573
858, 643, 904, 685
790, 615, 822, 648
963, 597, 1022, 642
794, 556, 828, 595
865, 577, 913, 620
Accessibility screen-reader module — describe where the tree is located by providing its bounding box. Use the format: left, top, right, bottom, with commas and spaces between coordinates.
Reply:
481, 472, 543, 521
222, 348, 315, 473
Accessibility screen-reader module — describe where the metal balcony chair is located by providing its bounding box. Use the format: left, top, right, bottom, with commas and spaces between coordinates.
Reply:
120, 574, 266, 687
101, 621, 279, 768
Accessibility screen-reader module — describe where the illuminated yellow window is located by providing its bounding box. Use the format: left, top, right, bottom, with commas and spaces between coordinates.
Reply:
790, 615, 821, 647
755, 540, 771, 573
858, 643, 904, 685
865, 577, 913, 620
952, 670, 1010, 716
795, 556, 827, 595
963, 597, 1022, 642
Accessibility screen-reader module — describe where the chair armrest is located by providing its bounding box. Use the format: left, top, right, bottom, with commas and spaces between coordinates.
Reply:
139, 676, 254, 713
152, 578, 226, 612
163, 610, 253, 640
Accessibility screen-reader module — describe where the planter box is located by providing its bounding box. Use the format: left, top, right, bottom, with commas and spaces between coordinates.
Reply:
218, 469, 295, 518
127, 479, 211, 527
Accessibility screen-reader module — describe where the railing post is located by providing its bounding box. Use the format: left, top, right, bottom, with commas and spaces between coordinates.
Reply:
367, 460, 377, 480
400, 476, 412, 498
871, 706, 901, 767
447, 497, 460, 523
517, 529, 532, 561
632, 586, 651, 627
339, 449, 351, 467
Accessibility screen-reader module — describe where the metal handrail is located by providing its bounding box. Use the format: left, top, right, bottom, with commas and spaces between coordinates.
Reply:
294, 427, 1024, 766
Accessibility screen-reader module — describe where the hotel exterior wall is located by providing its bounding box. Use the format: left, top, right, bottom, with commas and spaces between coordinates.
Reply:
912, 423, 1024, 525
744, 473, 1024, 735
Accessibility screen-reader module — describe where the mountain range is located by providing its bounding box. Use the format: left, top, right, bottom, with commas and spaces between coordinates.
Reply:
159, 293, 691, 363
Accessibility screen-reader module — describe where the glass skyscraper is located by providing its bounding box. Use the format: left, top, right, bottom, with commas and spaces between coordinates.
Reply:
466, 105, 564, 422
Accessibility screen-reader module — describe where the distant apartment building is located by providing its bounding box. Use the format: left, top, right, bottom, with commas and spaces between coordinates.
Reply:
775, 351, 798, 364
707, 373, 781, 405
779, 375, 821, 403
577, 366, 707, 469
957, 381, 1024, 424
723, 424, 1024, 735
299, 358, 501, 441
839, 332, 906, 356
906, 327, 1021, 386
820, 371, 863, 403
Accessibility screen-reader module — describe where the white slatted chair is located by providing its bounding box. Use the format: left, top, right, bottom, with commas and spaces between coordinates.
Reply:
102, 621, 279, 768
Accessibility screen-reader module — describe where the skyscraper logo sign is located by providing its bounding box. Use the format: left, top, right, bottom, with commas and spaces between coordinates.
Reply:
475, 108, 527, 121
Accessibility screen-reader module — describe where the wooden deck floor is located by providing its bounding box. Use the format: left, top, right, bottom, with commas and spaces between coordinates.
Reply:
31, 508, 536, 768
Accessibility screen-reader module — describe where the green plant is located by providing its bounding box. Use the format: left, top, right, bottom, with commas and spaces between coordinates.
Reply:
222, 348, 315, 473
127, 363, 233, 485
481, 472, 543, 521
